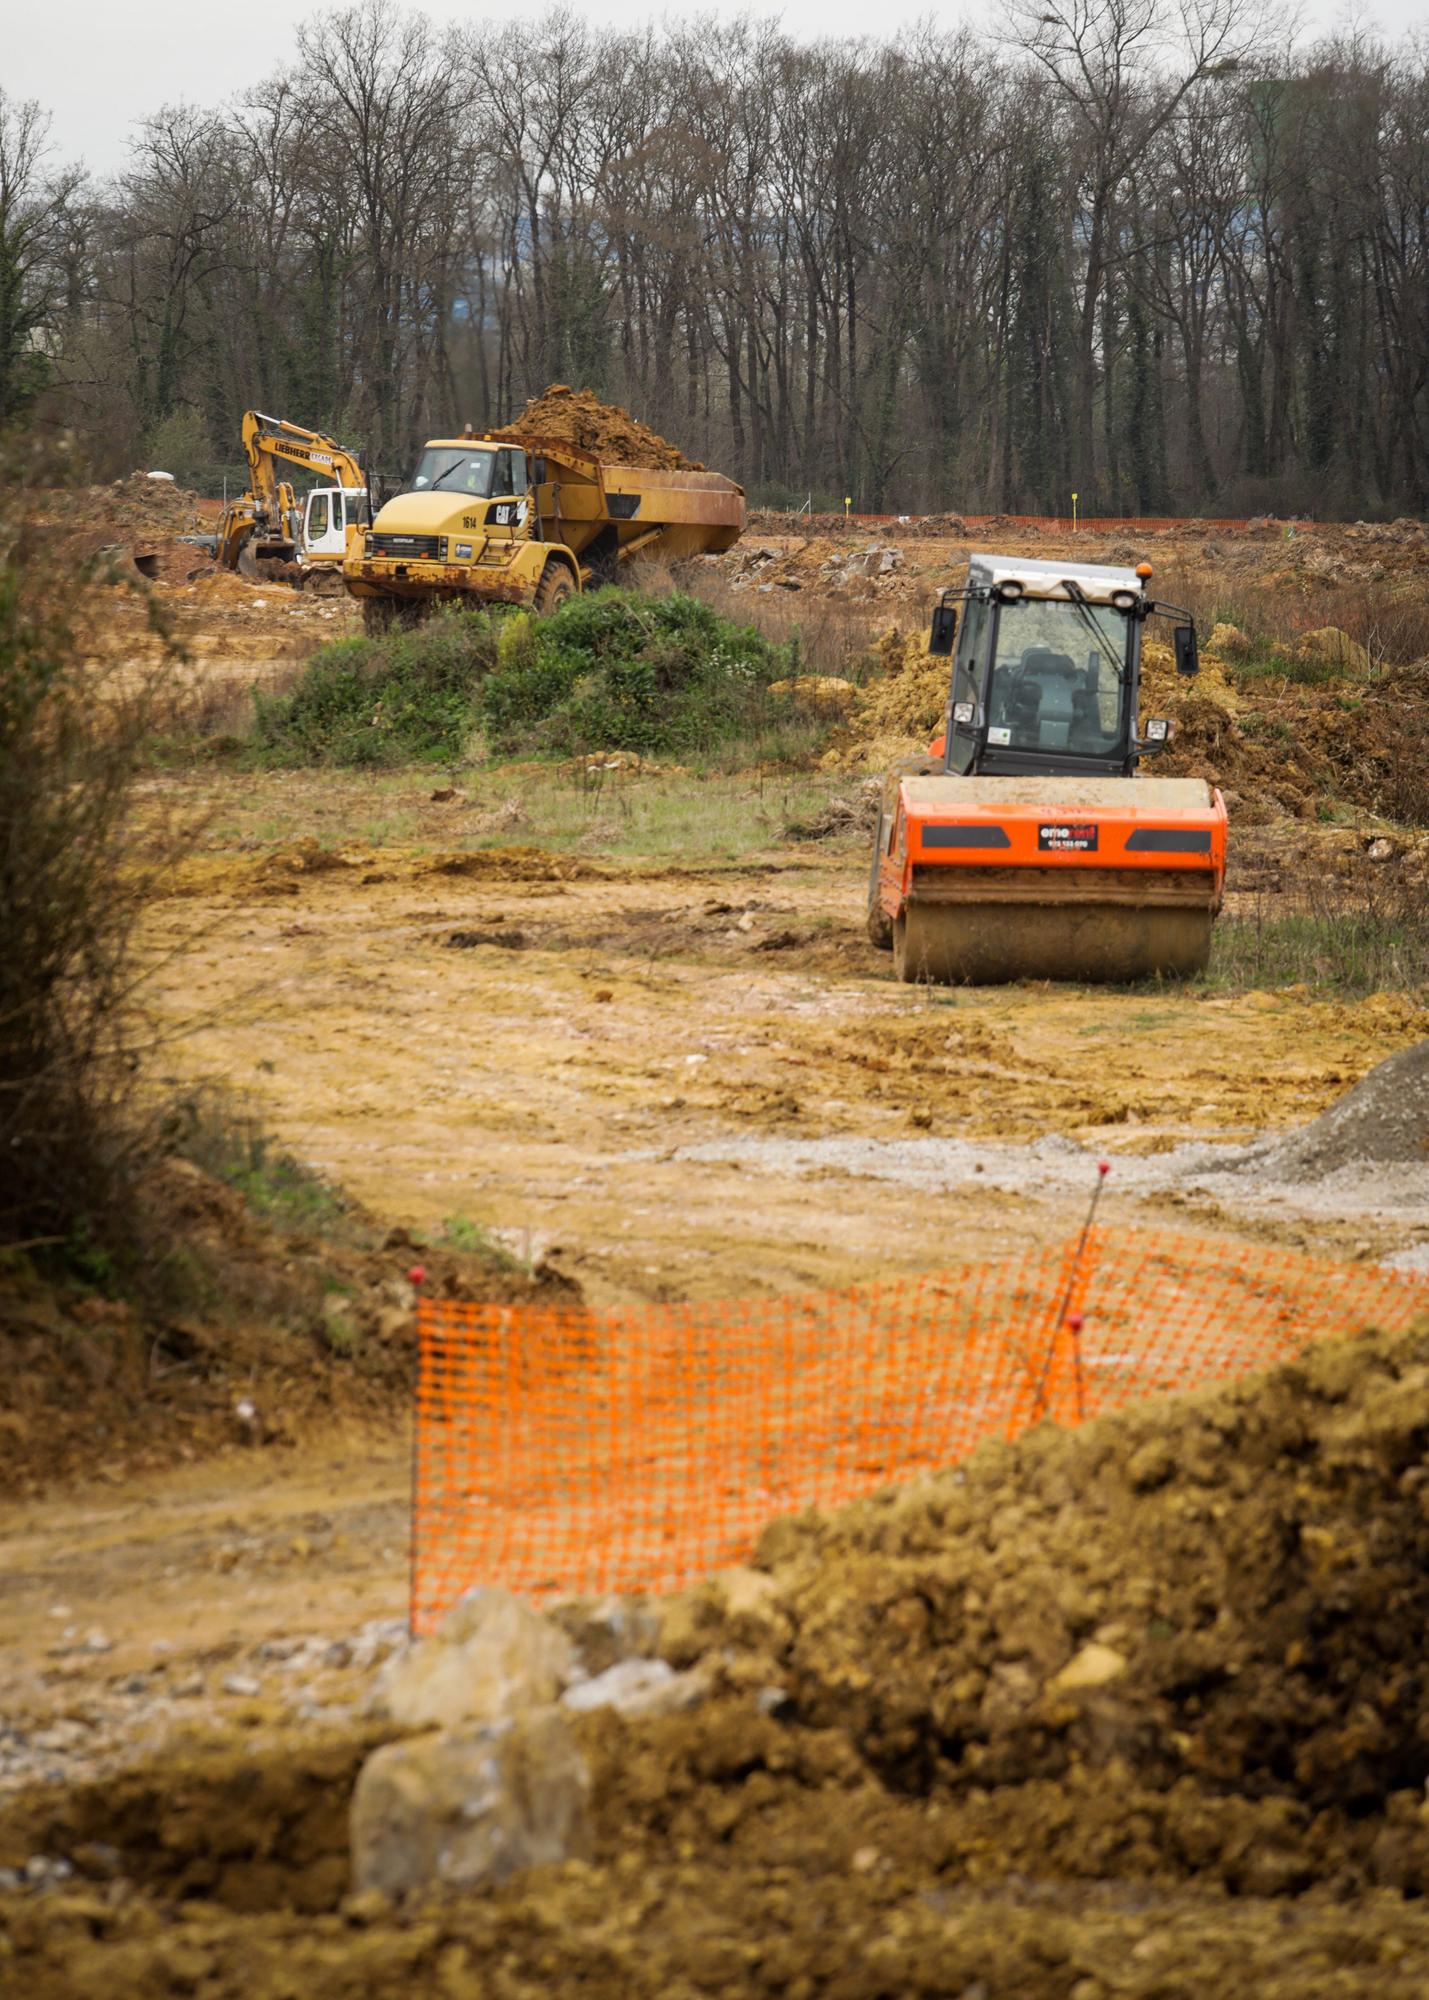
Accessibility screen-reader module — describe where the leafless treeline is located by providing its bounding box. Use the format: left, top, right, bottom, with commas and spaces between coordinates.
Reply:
4, 1, 1428, 515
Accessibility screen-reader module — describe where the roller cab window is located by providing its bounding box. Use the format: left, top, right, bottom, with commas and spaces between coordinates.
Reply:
985, 597, 1130, 758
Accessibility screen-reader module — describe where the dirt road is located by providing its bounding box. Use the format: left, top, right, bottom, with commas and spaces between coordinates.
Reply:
147, 804, 1426, 1304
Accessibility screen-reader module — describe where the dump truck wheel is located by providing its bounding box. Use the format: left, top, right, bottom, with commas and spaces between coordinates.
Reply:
534, 564, 576, 615
866, 811, 893, 949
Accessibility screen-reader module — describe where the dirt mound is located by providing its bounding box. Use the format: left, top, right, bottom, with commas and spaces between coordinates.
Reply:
12, 1324, 1429, 1990
0, 1143, 574, 1498
847, 627, 946, 744
490, 384, 704, 472
1154, 664, 1429, 825
1242, 1038, 1429, 1177
745, 1319, 1429, 1849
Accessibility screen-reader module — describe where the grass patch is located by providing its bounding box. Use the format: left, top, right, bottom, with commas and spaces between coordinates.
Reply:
164, 1092, 365, 1245
1204, 891, 1429, 997
437, 1214, 526, 1271
171, 760, 853, 865
1224, 649, 1352, 687
465, 762, 851, 860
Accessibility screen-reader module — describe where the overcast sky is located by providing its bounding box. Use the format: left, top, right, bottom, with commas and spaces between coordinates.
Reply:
9, 0, 1424, 180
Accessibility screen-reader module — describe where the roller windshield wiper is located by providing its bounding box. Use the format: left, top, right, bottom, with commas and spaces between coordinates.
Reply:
1061, 578, 1127, 684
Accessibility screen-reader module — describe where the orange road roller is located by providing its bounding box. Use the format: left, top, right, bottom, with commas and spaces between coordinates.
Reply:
868, 553, 1227, 983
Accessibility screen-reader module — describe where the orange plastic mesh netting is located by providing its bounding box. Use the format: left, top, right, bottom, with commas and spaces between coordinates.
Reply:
411, 1227, 1429, 1631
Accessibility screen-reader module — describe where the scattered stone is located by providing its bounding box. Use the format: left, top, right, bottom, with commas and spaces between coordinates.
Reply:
222, 1673, 261, 1698
550, 1593, 661, 1677
1049, 1643, 1128, 1693
372, 1586, 575, 1730
350, 1708, 592, 1897
561, 1657, 711, 1719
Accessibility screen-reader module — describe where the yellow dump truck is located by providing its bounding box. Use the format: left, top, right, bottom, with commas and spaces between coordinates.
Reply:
343, 433, 745, 630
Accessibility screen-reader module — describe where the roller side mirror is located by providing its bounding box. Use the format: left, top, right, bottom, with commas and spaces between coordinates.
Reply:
1174, 624, 1199, 677
929, 602, 958, 657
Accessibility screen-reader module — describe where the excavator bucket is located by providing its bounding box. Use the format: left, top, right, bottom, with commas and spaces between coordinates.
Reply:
880, 773, 1226, 984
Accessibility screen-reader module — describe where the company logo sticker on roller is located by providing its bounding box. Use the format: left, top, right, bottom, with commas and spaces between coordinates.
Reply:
1039, 823, 1098, 852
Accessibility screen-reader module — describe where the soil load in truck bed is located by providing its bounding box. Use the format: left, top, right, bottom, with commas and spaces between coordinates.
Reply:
489, 384, 705, 472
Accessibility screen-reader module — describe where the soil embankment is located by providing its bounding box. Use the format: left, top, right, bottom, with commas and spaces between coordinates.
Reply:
8, 1319, 1429, 1993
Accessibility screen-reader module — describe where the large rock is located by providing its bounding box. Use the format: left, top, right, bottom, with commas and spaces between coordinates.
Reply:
350, 1708, 592, 1897
373, 1587, 575, 1729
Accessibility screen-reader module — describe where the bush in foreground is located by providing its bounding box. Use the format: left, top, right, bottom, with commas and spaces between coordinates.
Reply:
0, 447, 182, 1277
481, 590, 794, 757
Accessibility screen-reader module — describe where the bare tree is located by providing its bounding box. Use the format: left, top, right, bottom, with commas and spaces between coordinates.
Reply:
0, 91, 84, 424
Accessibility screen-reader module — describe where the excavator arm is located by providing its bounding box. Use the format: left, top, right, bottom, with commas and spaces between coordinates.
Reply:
241, 411, 366, 498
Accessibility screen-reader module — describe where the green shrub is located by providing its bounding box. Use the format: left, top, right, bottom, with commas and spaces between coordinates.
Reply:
252, 589, 798, 765
480, 589, 794, 756
253, 607, 500, 765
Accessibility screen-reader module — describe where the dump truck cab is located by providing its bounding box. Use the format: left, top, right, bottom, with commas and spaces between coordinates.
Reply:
346, 438, 558, 627
869, 553, 1227, 984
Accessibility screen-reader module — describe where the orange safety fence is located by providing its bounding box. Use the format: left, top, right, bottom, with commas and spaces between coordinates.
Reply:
753, 510, 1254, 533
410, 1227, 1429, 1631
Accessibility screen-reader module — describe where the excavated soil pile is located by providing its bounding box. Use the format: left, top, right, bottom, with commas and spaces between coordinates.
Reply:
27, 475, 209, 586
0, 1153, 573, 1498
490, 383, 705, 472
10, 1324, 1429, 1992
1236, 1037, 1429, 1178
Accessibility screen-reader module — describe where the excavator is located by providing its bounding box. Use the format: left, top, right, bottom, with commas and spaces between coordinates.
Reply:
867, 552, 1227, 983
189, 412, 373, 590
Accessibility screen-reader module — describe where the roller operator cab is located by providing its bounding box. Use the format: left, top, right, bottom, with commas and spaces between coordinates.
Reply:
868, 553, 1228, 984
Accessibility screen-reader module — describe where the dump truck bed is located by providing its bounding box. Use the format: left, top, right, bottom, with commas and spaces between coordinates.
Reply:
524, 440, 745, 559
